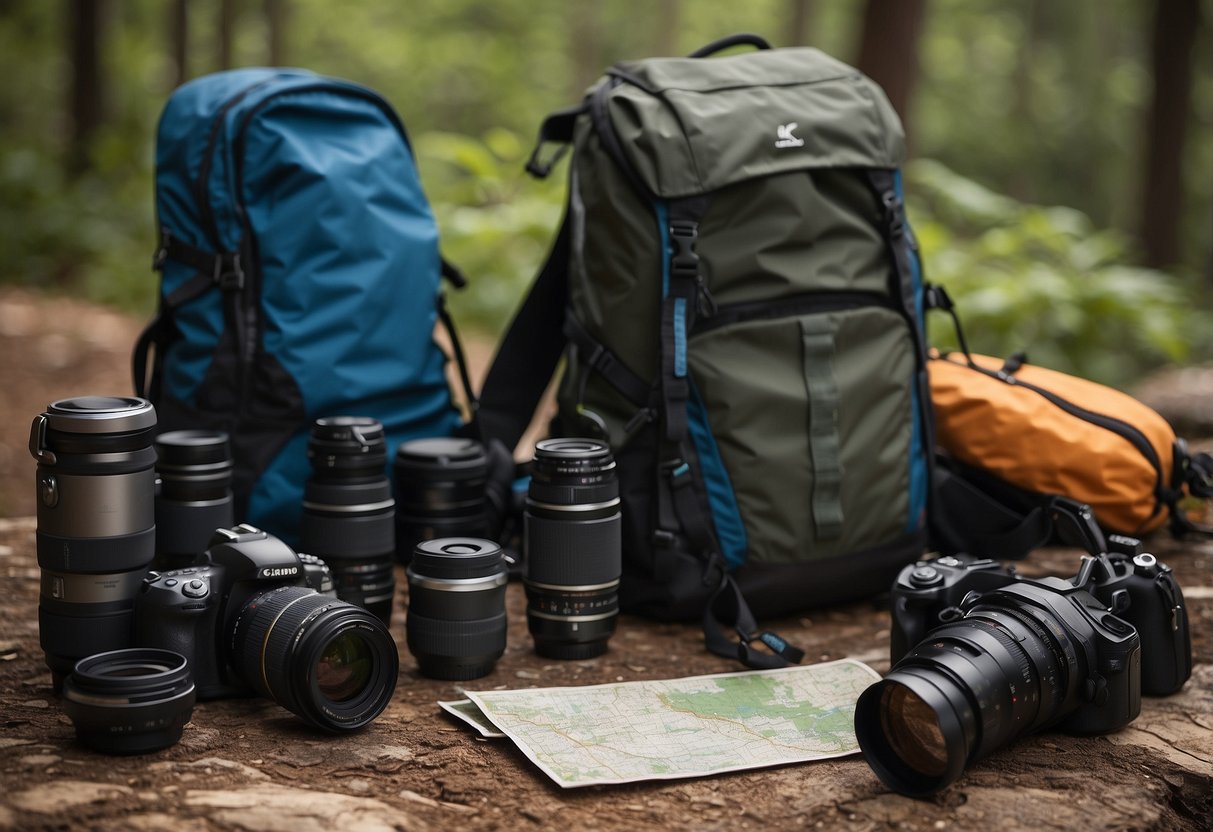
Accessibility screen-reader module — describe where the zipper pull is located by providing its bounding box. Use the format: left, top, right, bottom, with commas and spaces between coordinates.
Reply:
695, 275, 717, 319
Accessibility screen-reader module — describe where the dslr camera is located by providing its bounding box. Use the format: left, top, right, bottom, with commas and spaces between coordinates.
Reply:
134, 524, 399, 732
856, 535, 1191, 796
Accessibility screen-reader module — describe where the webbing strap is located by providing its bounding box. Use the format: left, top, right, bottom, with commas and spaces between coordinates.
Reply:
801, 317, 844, 540
437, 293, 478, 417
703, 573, 806, 669
477, 214, 571, 452
562, 312, 651, 408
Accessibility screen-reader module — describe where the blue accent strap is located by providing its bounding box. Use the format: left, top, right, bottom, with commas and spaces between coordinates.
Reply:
686, 385, 748, 568
673, 297, 688, 377
801, 317, 844, 540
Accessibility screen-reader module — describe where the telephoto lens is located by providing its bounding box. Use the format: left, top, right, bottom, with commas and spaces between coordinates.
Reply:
230, 585, 399, 732
62, 648, 195, 754
29, 396, 158, 688
406, 538, 508, 680
394, 438, 491, 564
301, 417, 396, 624
153, 430, 234, 570
854, 581, 1140, 797
524, 438, 622, 659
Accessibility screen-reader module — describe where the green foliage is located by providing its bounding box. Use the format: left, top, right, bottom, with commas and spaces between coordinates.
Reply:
907, 159, 1209, 386
0, 0, 1210, 388
414, 129, 563, 338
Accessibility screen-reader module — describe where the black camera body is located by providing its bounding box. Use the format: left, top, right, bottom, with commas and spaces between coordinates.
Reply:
890, 545, 1191, 696
134, 525, 333, 700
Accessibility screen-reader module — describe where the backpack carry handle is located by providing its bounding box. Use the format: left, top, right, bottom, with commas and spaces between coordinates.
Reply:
687, 33, 772, 58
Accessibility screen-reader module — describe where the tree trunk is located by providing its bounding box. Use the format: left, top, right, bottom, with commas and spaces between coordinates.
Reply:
652, 0, 681, 57
169, 0, 188, 88
853, 0, 928, 144
567, 3, 601, 102
786, 0, 814, 47
1140, 0, 1200, 269
266, 0, 287, 66
66, 0, 109, 177
218, 0, 236, 70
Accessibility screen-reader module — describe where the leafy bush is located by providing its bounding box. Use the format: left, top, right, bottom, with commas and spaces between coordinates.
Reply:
905, 159, 1209, 387
415, 129, 564, 339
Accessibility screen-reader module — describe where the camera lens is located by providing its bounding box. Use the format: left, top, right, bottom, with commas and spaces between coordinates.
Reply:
301, 417, 396, 625
524, 438, 621, 660
153, 430, 234, 570
406, 537, 508, 680
231, 585, 398, 732
62, 648, 195, 754
855, 586, 1113, 796
29, 396, 158, 688
394, 438, 491, 564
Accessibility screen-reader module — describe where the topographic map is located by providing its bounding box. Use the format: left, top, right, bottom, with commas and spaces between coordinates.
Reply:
449, 658, 880, 787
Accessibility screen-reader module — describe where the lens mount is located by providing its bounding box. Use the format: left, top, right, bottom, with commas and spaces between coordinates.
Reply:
62, 648, 195, 755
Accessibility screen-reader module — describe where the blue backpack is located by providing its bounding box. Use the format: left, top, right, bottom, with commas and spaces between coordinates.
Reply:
133, 69, 467, 544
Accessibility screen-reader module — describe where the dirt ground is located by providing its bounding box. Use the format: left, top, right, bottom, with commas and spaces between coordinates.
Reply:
1, 286, 1211, 831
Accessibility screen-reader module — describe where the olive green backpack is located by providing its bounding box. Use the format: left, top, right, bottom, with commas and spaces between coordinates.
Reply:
478, 35, 933, 667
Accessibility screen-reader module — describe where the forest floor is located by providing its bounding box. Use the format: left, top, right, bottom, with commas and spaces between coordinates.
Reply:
0, 286, 1211, 831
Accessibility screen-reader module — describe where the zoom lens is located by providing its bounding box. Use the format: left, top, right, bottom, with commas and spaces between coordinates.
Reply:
856, 588, 1094, 796
29, 396, 158, 688
524, 438, 621, 660
62, 648, 195, 754
230, 585, 398, 732
394, 438, 491, 564
300, 417, 396, 625
407, 537, 508, 680
153, 430, 234, 570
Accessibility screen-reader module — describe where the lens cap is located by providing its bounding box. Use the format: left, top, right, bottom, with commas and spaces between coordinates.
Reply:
395, 437, 488, 481
44, 397, 157, 435
412, 538, 505, 580
62, 648, 196, 755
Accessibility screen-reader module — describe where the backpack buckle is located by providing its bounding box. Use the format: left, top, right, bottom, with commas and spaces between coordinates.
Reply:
214, 254, 245, 291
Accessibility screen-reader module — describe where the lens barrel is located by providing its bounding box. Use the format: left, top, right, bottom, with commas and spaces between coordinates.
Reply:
153, 430, 234, 570
62, 648, 195, 754
394, 438, 491, 564
856, 595, 1089, 796
30, 396, 158, 687
524, 438, 621, 660
231, 585, 398, 732
406, 537, 508, 680
300, 417, 396, 625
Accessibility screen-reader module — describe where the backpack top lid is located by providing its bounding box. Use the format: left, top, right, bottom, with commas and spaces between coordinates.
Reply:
600, 47, 905, 198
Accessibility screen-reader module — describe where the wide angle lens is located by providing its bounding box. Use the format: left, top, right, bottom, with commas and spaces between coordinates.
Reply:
406, 537, 508, 680
29, 396, 158, 688
855, 588, 1086, 796
230, 585, 398, 732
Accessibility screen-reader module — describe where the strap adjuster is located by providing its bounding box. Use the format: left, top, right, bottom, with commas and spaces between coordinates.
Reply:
738, 628, 806, 664
662, 458, 691, 484
215, 254, 245, 291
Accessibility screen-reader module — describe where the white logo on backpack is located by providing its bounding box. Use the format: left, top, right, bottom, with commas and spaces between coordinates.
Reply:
775, 122, 805, 149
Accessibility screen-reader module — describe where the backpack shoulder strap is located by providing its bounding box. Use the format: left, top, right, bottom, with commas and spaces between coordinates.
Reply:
476, 214, 571, 452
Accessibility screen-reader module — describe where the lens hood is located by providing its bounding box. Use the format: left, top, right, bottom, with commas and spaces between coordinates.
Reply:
62, 648, 195, 755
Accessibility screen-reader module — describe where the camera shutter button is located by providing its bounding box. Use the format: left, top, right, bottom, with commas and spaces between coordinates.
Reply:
909, 566, 943, 587
182, 579, 208, 599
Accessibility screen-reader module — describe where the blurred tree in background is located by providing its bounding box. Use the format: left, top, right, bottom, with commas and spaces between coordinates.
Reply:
0, 0, 1209, 386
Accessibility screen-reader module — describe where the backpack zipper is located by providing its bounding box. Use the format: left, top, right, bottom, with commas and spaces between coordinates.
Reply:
955, 358, 1166, 501
691, 290, 897, 337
